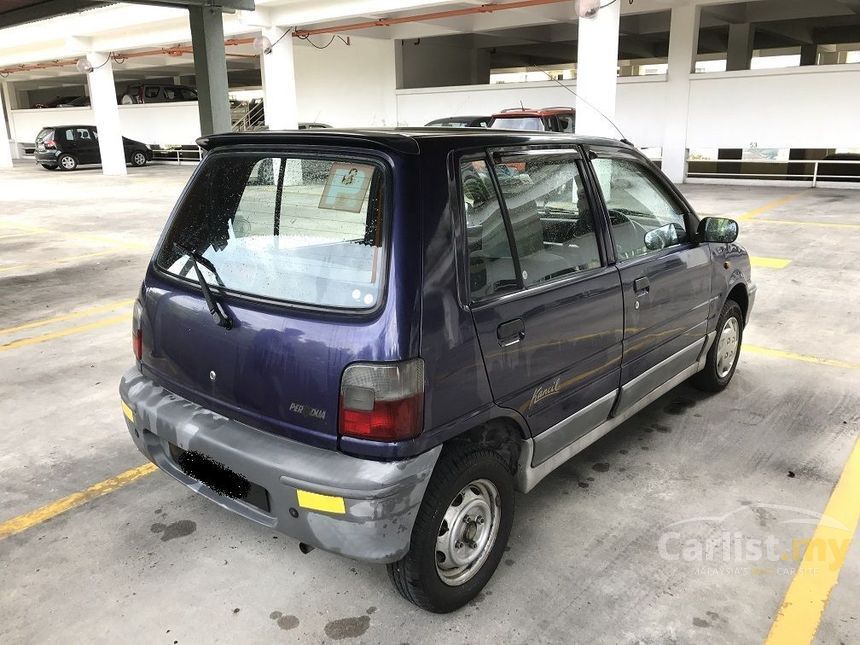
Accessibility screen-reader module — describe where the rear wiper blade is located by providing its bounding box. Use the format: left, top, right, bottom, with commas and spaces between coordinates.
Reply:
174, 243, 233, 330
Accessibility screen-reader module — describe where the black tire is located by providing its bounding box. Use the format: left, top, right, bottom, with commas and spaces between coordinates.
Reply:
387, 446, 514, 613
692, 299, 743, 392
58, 154, 77, 171
40, 164, 55, 170
130, 151, 148, 167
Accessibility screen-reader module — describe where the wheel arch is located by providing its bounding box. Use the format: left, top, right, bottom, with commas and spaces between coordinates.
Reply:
727, 283, 749, 324
443, 414, 528, 477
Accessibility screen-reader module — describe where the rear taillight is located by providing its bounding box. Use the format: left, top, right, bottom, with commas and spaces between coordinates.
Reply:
132, 299, 143, 360
43, 139, 56, 149
339, 359, 424, 442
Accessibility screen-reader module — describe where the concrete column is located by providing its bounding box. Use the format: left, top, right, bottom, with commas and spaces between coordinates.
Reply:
260, 26, 298, 130
660, 4, 700, 183
0, 82, 13, 169
189, 5, 231, 135
86, 52, 126, 176
726, 23, 755, 71
800, 44, 818, 66
575, 0, 621, 138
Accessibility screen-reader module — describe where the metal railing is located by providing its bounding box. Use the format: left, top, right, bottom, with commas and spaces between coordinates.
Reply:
232, 102, 266, 132
149, 146, 203, 165
687, 158, 860, 187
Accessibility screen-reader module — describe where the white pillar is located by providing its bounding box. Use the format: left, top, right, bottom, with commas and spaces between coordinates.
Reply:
261, 27, 298, 130
660, 5, 700, 184
86, 52, 126, 176
0, 81, 13, 169
575, 1, 621, 138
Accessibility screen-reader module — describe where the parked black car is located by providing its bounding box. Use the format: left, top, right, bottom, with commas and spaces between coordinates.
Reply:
425, 115, 491, 128
34, 125, 152, 171
120, 84, 198, 104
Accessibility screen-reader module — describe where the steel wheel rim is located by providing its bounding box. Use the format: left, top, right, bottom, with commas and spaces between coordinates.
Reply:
133, 152, 145, 165
716, 316, 740, 378
435, 478, 501, 587
61, 156, 75, 169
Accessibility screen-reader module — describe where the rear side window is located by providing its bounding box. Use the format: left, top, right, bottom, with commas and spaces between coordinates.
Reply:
157, 154, 387, 310
460, 159, 518, 300
490, 117, 545, 131
145, 86, 160, 99
494, 153, 601, 286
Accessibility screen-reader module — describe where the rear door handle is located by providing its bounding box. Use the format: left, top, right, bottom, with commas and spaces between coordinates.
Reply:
633, 276, 650, 294
497, 318, 525, 347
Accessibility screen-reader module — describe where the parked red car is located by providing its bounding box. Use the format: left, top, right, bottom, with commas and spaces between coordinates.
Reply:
489, 106, 576, 132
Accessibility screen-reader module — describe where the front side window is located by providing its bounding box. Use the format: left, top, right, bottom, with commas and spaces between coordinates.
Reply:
157, 154, 386, 310
592, 156, 689, 260
460, 158, 518, 301
493, 153, 601, 286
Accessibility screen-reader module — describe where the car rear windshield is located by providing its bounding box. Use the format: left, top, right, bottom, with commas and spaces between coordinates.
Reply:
35, 128, 54, 143
490, 117, 545, 131
156, 153, 387, 310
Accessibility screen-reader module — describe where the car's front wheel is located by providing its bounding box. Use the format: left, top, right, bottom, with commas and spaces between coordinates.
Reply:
388, 445, 514, 613
58, 154, 78, 171
130, 151, 148, 167
692, 298, 743, 392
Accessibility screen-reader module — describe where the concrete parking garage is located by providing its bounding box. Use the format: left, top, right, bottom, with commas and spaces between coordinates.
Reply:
0, 162, 857, 643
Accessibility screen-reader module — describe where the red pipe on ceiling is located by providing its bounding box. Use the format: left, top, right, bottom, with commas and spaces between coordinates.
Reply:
293, 0, 572, 38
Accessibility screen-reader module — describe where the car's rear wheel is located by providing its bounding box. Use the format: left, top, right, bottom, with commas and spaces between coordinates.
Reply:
40, 164, 55, 170
692, 298, 743, 392
387, 445, 514, 613
58, 154, 77, 171
131, 151, 147, 167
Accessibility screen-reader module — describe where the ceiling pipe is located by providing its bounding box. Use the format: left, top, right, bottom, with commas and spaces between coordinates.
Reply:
0, 37, 257, 75
293, 0, 572, 38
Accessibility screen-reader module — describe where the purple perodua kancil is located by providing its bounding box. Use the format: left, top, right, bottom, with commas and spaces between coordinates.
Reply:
120, 128, 754, 612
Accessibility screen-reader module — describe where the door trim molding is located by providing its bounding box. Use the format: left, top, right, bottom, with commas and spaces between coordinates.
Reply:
531, 390, 617, 466
515, 331, 715, 493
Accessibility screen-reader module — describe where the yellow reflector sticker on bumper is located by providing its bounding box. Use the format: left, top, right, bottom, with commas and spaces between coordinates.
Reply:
296, 490, 346, 514
121, 401, 134, 423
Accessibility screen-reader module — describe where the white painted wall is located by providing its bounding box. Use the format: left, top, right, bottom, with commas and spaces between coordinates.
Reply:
293, 36, 397, 127
396, 76, 668, 147
396, 64, 860, 151
686, 65, 860, 148
9, 102, 201, 147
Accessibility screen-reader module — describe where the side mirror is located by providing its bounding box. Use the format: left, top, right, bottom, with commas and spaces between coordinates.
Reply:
698, 217, 738, 243
644, 223, 682, 251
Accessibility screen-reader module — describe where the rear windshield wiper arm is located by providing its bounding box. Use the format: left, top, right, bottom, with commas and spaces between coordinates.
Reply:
174, 243, 233, 330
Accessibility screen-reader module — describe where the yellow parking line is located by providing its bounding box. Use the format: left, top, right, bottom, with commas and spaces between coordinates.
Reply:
0, 463, 158, 540
0, 221, 150, 251
744, 344, 860, 369
736, 192, 805, 222
765, 438, 860, 645
0, 248, 119, 273
0, 313, 129, 353
750, 256, 792, 269
0, 299, 133, 336
752, 219, 860, 230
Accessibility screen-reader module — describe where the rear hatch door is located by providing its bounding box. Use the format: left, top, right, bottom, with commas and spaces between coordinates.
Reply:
141, 151, 391, 449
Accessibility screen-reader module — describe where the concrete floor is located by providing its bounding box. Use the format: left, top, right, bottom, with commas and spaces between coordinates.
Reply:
1, 161, 858, 644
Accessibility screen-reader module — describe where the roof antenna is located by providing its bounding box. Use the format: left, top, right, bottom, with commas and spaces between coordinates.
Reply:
528, 64, 633, 146
520, 100, 525, 110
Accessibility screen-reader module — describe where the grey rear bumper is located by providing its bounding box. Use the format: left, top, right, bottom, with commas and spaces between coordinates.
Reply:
119, 366, 440, 564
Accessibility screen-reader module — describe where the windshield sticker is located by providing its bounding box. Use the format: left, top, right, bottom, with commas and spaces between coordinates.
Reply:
319, 162, 374, 213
